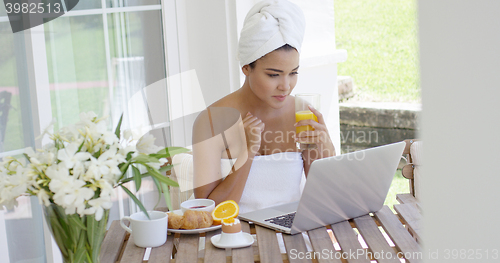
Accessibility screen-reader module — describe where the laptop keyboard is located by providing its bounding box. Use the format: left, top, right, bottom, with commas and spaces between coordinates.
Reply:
264, 212, 296, 229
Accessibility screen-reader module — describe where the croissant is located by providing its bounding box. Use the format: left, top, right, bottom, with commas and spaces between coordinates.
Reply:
167, 210, 213, 230
167, 212, 184, 229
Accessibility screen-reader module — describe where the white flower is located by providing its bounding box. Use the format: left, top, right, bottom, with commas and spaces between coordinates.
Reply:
87, 196, 113, 221
36, 189, 51, 207
78, 111, 98, 127
46, 164, 73, 193
122, 130, 134, 141
35, 119, 56, 140
136, 134, 161, 155
101, 131, 119, 145
57, 143, 92, 169
95, 179, 115, 198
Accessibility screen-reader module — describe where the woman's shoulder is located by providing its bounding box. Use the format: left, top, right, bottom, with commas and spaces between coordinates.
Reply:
210, 91, 242, 109
193, 93, 242, 137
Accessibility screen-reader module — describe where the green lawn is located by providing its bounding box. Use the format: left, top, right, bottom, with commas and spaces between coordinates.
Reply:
385, 169, 410, 211
335, 0, 420, 103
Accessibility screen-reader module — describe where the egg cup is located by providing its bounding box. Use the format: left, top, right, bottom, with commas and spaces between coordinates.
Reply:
211, 218, 254, 249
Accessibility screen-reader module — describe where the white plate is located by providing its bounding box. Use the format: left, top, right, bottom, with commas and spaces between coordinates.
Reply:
167, 209, 221, 234
211, 232, 254, 249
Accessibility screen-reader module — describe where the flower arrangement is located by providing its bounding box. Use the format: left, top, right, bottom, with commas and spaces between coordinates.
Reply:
0, 112, 187, 262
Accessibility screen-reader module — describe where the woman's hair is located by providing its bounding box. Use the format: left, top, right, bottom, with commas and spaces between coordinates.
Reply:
248, 44, 297, 69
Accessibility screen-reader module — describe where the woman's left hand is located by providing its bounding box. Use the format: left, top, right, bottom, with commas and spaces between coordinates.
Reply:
294, 105, 336, 158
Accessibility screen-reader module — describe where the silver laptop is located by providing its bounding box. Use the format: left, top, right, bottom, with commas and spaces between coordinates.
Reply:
238, 141, 406, 235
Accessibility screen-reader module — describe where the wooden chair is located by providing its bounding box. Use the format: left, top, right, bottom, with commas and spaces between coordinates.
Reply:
395, 139, 423, 243
399, 139, 423, 201
167, 152, 234, 210
166, 153, 195, 211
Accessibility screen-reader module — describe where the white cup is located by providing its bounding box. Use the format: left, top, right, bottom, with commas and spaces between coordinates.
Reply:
120, 211, 168, 248
180, 199, 215, 214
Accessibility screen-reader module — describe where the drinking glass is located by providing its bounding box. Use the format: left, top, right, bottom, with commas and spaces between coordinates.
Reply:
295, 93, 320, 144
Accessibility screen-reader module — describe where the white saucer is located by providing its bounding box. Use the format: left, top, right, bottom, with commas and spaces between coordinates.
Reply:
211, 232, 254, 249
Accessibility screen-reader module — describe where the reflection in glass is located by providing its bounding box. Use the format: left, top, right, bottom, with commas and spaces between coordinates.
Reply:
43, 8, 168, 230
0, 22, 46, 263
70, 0, 102, 11
0, 22, 25, 153
44, 14, 109, 130
107, 10, 168, 132
0, 2, 6, 17
107, 0, 160, 8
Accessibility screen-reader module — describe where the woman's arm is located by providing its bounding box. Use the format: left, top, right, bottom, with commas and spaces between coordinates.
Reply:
296, 105, 336, 177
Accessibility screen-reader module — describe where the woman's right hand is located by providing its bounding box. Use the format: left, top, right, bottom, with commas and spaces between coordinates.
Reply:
243, 112, 265, 156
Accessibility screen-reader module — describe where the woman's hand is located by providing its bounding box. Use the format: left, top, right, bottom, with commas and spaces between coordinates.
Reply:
243, 112, 265, 157
294, 105, 335, 158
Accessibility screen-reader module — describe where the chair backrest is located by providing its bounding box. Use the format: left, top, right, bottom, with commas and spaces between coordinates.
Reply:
401, 139, 423, 199
167, 152, 235, 210
168, 153, 195, 210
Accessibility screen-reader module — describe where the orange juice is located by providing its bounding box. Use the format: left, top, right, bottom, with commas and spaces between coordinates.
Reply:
295, 110, 318, 134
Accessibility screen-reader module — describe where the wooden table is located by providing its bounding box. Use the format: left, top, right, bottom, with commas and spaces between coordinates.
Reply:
99, 205, 422, 263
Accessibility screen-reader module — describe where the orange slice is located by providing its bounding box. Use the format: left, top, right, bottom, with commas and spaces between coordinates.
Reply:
211, 200, 239, 225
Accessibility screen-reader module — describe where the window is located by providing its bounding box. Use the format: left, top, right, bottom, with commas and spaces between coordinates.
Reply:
0, 1, 170, 262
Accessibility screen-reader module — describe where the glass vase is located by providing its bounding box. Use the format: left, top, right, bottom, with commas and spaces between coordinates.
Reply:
43, 204, 109, 263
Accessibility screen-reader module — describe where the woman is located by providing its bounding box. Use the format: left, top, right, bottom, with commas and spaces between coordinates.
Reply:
193, 0, 335, 213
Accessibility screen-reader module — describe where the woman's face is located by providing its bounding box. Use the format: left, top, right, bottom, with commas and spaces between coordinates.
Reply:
243, 48, 299, 109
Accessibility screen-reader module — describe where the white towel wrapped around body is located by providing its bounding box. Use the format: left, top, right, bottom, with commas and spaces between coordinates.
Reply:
173, 152, 304, 214
238, 151, 304, 214
238, 0, 306, 66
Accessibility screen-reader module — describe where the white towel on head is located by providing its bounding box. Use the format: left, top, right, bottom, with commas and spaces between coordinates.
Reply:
238, 0, 306, 67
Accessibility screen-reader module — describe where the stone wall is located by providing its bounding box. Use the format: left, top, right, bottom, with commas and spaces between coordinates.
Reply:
339, 102, 421, 153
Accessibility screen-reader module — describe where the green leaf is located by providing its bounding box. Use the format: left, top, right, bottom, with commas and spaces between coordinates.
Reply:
131, 165, 141, 192
153, 146, 190, 158
91, 210, 109, 262
119, 161, 130, 174
86, 214, 97, 248
159, 164, 174, 174
115, 113, 124, 139
146, 166, 179, 187
68, 215, 87, 231
120, 185, 150, 220
73, 230, 87, 263
22, 153, 30, 163
161, 182, 173, 211
150, 176, 163, 209
77, 140, 85, 153
132, 154, 160, 164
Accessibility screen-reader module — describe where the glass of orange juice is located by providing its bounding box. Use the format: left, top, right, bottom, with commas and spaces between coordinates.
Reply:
295, 93, 320, 144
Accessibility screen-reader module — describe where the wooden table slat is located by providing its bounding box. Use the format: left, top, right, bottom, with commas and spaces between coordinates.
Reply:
119, 235, 146, 263
330, 220, 370, 263
204, 229, 226, 263
374, 206, 422, 263
255, 225, 283, 263
283, 233, 312, 263
394, 203, 422, 241
231, 221, 254, 263
396, 193, 418, 205
307, 227, 342, 263
148, 234, 175, 263
175, 234, 200, 263
100, 221, 128, 263
353, 215, 400, 263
